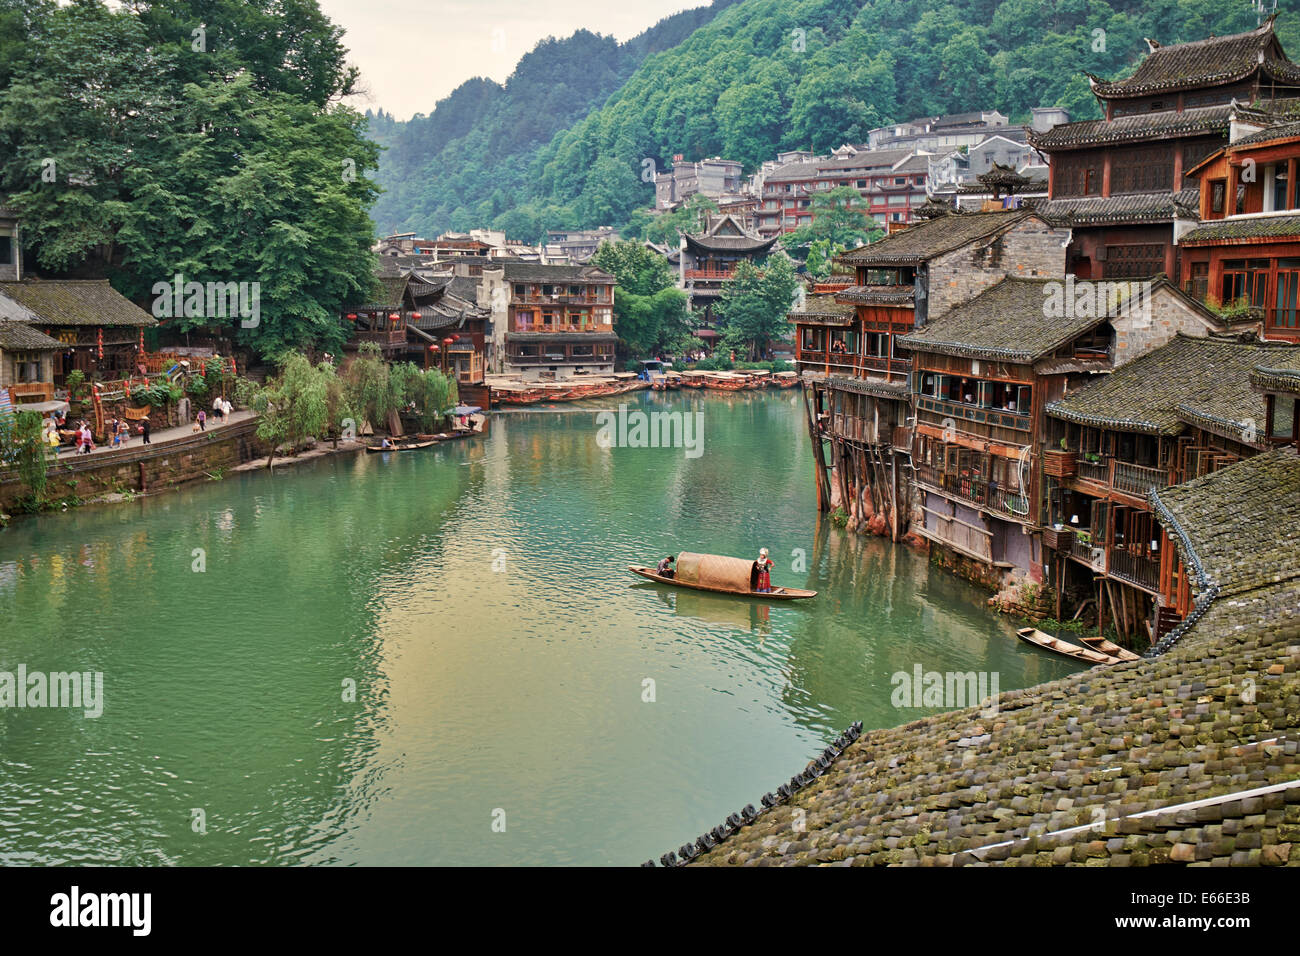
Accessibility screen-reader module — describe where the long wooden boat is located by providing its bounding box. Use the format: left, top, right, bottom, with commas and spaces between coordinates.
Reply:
628, 550, 817, 600
1016, 627, 1121, 665
1079, 634, 1141, 661
772, 371, 800, 389
365, 438, 438, 453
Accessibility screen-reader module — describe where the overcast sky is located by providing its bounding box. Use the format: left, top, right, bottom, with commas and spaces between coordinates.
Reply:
317, 0, 705, 120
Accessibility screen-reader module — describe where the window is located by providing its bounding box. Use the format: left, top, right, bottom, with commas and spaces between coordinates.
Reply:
1271, 165, 1289, 212
800, 327, 825, 351
1210, 180, 1226, 215
571, 344, 594, 357
1273, 259, 1300, 329
1054, 154, 1101, 197
1270, 394, 1296, 441
514, 284, 526, 297
515, 309, 534, 330
0, 235, 11, 265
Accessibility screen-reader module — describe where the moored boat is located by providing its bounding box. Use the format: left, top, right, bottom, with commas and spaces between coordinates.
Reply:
628, 550, 817, 600
365, 438, 438, 453
1015, 627, 1122, 665
1079, 634, 1141, 661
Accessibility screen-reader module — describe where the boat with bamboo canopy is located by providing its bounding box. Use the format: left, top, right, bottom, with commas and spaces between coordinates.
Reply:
629, 551, 817, 600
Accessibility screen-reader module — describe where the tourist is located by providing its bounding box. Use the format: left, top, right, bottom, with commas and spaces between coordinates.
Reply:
656, 555, 675, 579
752, 548, 773, 593
213, 396, 225, 424
197, 409, 207, 431
140, 418, 151, 445
117, 419, 130, 446
108, 418, 121, 448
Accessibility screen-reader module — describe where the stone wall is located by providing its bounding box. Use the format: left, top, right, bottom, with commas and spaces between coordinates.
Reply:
927, 217, 1070, 320
0, 418, 265, 511
1113, 284, 1218, 366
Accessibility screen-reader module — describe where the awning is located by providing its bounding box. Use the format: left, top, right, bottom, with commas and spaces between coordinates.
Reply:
16, 400, 70, 415
452, 405, 482, 416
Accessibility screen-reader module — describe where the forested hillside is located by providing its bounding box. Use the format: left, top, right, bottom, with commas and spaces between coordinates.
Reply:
375, 0, 1300, 241
367, 0, 743, 238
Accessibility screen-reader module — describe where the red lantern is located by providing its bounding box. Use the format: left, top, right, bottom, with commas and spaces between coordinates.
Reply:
230, 357, 237, 376
346, 313, 357, 321
411, 313, 421, 320
389, 313, 400, 320
97, 328, 104, 360
443, 337, 454, 345
429, 344, 439, 351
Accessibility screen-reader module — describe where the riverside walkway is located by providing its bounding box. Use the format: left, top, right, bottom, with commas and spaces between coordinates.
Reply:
55, 410, 256, 460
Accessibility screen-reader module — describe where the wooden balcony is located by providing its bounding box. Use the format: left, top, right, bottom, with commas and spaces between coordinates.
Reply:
1069, 535, 1106, 571
685, 269, 738, 281
354, 329, 407, 347
919, 471, 1032, 523
7, 381, 56, 403
1109, 547, 1161, 593
1071, 456, 1172, 497
796, 349, 909, 378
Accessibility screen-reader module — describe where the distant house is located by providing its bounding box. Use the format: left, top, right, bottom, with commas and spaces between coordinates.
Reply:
479, 262, 617, 380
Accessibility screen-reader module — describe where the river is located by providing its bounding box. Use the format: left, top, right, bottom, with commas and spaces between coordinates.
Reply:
0, 390, 1078, 865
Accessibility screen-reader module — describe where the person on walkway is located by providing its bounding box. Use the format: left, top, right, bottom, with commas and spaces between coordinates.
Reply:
140, 418, 151, 445
117, 419, 130, 447
108, 418, 121, 448
752, 547, 773, 593
213, 396, 225, 424
656, 555, 675, 579
197, 409, 207, 431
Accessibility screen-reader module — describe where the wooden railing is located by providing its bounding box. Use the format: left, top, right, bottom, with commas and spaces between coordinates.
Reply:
1076, 457, 1109, 484
355, 329, 407, 346
1114, 460, 1170, 496
1109, 548, 1160, 593
7, 381, 55, 403
685, 269, 738, 281
1070, 535, 1106, 570
921, 471, 1032, 522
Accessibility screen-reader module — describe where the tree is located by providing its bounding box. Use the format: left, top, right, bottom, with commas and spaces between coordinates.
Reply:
0, 409, 52, 509
717, 254, 799, 361
779, 186, 883, 258
591, 240, 690, 356
251, 352, 334, 465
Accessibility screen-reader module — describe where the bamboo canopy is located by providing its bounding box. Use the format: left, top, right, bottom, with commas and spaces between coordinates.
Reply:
675, 551, 757, 591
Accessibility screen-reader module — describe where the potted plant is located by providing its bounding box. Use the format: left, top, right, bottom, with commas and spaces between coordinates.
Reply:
1043, 437, 1077, 478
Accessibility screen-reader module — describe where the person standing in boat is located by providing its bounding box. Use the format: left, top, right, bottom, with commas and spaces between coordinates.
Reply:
752, 548, 774, 592
656, 555, 675, 579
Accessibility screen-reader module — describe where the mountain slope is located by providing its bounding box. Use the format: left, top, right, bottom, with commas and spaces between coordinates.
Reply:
518, 0, 1300, 230
368, 1, 742, 238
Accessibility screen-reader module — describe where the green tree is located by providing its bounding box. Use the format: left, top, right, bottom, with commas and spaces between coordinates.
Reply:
0, 408, 52, 509
591, 240, 690, 356
717, 253, 798, 361
251, 352, 334, 466
779, 186, 883, 258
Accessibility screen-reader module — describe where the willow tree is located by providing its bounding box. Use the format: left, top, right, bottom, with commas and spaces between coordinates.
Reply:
342, 343, 401, 432
0, 409, 52, 509
252, 352, 333, 466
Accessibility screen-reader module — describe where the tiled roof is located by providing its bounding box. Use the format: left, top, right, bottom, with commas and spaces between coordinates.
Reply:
498, 262, 614, 283
0, 279, 156, 328
0, 319, 61, 350
787, 295, 855, 323
1251, 363, 1300, 395
669, 599, 1300, 866
814, 372, 909, 400
1230, 119, 1300, 147
1152, 449, 1300, 645
1046, 334, 1300, 435
1030, 189, 1199, 226
838, 210, 1035, 266
897, 277, 1107, 363
1030, 105, 1235, 150
1181, 214, 1300, 244
1088, 21, 1297, 99
833, 285, 915, 306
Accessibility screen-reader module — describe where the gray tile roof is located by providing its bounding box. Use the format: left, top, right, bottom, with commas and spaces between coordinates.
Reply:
0, 319, 61, 350
1030, 105, 1235, 150
1030, 189, 1199, 226
1046, 334, 1300, 436
0, 279, 157, 328
897, 277, 1107, 363
838, 210, 1035, 266
1181, 213, 1300, 244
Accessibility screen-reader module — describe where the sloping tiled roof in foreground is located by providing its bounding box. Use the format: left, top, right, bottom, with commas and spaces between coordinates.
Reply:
0, 319, 61, 350
897, 277, 1106, 363
1047, 334, 1300, 436
675, 597, 1300, 866
838, 210, 1034, 266
0, 279, 156, 327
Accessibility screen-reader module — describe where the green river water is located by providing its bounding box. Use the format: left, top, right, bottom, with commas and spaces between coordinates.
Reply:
0, 390, 1078, 866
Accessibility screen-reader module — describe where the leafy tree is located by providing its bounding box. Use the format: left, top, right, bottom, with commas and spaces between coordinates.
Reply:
251, 351, 334, 465
342, 342, 401, 431
717, 253, 798, 361
591, 240, 690, 356
0, 409, 52, 508
779, 186, 882, 258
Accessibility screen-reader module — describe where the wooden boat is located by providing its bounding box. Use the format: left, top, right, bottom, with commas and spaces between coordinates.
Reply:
1015, 627, 1121, 665
1079, 634, 1141, 661
772, 370, 800, 389
628, 550, 817, 600
365, 438, 438, 453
